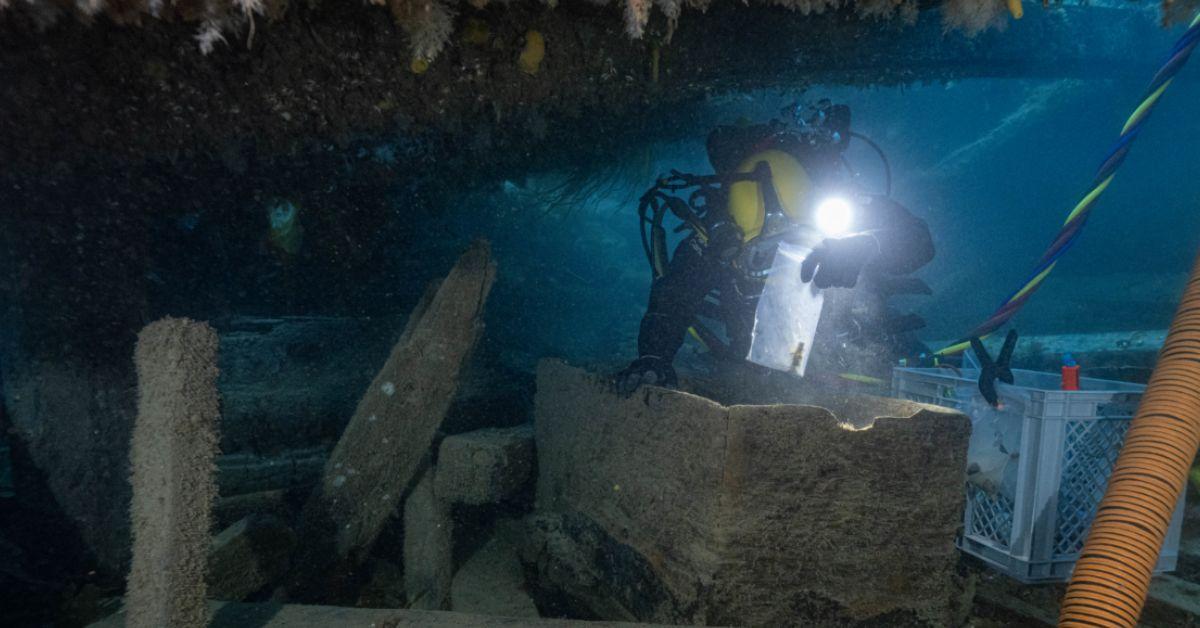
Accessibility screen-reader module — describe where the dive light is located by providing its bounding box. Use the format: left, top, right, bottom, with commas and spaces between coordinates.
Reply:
815, 196, 854, 237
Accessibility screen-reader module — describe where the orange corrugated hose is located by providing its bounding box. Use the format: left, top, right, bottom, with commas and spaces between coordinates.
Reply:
1059, 251, 1200, 627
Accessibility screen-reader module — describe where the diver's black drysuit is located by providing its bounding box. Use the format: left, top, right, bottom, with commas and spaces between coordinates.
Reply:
619, 119, 936, 393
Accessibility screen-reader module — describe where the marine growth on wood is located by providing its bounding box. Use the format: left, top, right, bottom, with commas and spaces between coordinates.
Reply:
3, 0, 1108, 66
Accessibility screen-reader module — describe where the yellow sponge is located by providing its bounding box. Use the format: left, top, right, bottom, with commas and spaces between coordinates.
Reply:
518, 30, 545, 75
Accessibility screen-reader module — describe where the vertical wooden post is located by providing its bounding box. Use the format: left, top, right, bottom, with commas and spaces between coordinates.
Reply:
126, 318, 220, 628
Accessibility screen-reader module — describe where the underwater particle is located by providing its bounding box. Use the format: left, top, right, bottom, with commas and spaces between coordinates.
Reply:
266, 199, 304, 257
462, 17, 490, 46
613, 483, 621, 492
517, 30, 545, 75
368, 414, 378, 422
333, 475, 347, 488
381, 381, 396, 396
410, 57, 431, 74
1006, 0, 1023, 19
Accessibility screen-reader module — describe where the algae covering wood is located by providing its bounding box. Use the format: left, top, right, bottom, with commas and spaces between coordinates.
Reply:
710, 403, 972, 626
533, 359, 730, 615
532, 360, 973, 626
403, 470, 453, 610
306, 240, 496, 564
126, 318, 221, 628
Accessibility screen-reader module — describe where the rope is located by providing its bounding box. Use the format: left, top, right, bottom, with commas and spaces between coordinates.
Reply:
937, 13, 1200, 356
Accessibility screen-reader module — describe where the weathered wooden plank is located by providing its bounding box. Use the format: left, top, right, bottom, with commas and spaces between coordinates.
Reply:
528, 359, 972, 626
214, 489, 292, 529
451, 532, 540, 619
208, 515, 296, 602
404, 470, 453, 610
90, 601, 682, 627
294, 240, 495, 586
216, 448, 326, 497
435, 425, 534, 506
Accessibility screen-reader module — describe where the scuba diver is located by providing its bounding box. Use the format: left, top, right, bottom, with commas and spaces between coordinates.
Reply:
617, 100, 935, 395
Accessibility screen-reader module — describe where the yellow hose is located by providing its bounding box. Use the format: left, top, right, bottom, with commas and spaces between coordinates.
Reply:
1059, 251, 1200, 627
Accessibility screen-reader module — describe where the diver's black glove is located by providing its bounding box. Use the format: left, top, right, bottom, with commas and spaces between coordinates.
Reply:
800, 234, 880, 289
615, 355, 678, 396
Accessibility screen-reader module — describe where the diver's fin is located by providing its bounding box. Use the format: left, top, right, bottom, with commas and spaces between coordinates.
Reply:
996, 329, 1019, 385
971, 336, 1000, 407
971, 330, 1019, 407
970, 337, 994, 369
978, 375, 999, 408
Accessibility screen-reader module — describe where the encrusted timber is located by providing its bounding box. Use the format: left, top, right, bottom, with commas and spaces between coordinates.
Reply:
291, 240, 495, 597
530, 360, 972, 625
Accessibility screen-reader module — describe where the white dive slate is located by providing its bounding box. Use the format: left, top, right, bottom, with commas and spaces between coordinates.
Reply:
747, 240, 824, 376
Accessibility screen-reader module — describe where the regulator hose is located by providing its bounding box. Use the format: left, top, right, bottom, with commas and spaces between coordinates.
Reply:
849, 131, 892, 197
1059, 250, 1200, 627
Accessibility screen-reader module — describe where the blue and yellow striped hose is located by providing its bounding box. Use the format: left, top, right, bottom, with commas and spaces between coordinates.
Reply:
938, 12, 1200, 356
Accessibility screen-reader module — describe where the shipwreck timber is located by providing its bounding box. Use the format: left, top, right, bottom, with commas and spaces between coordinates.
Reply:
524, 360, 974, 625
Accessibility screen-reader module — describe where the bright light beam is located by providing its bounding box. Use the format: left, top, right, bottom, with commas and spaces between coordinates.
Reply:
815, 197, 854, 237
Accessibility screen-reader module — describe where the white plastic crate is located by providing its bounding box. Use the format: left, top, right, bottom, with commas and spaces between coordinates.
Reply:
892, 365, 1185, 583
